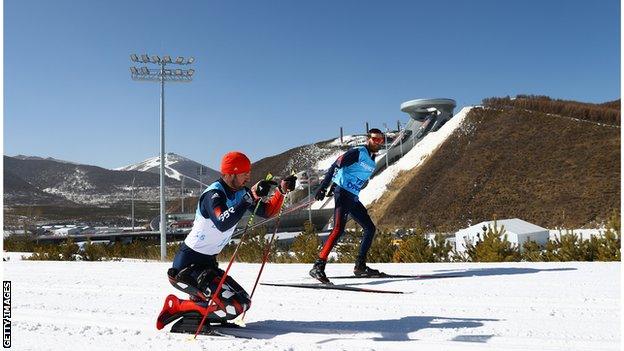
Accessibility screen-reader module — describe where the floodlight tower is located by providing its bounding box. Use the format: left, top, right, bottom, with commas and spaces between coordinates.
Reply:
130, 53, 195, 261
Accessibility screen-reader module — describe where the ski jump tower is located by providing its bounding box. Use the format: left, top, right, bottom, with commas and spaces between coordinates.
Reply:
374, 98, 456, 174
400, 98, 456, 133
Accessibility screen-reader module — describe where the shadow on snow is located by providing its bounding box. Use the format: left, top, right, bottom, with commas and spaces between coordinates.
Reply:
228, 315, 499, 342
343, 266, 577, 287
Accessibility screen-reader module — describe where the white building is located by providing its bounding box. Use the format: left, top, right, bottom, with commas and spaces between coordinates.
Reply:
454, 218, 549, 252
51, 226, 81, 236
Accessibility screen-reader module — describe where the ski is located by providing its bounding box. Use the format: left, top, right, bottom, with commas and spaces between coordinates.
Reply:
170, 317, 252, 339
260, 282, 405, 294
327, 273, 461, 280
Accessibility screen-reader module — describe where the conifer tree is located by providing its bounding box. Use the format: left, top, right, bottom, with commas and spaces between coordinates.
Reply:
521, 240, 542, 262
290, 221, 322, 263
393, 233, 434, 263
366, 229, 397, 263
465, 221, 521, 262
596, 211, 621, 261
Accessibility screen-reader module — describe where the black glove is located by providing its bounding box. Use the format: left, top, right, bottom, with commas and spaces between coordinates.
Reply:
327, 183, 336, 197
255, 180, 278, 197
280, 174, 297, 193
315, 187, 327, 201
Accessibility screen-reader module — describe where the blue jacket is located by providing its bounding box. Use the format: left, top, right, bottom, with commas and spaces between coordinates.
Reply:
320, 146, 376, 196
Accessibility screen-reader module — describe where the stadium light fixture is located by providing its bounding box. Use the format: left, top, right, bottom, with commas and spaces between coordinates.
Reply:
129, 52, 196, 261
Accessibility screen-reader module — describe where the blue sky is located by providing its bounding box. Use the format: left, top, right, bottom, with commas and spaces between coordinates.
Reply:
4, 0, 620, 170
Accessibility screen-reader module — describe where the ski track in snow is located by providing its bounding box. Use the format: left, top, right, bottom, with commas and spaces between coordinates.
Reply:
4, 256, 620, 351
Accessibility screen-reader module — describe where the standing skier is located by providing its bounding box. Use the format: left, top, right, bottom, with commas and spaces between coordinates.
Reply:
310, 128, 385, 284
157, 151, 296, 330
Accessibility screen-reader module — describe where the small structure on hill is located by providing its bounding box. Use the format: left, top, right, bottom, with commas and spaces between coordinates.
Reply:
454, 218, 549, 252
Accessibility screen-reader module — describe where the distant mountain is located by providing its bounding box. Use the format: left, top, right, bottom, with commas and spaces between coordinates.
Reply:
13, 154, 78, 164
249, 138, 346, 183
4, 156, 180, 206
115, 153, 220, 184
3, 169, 77, 206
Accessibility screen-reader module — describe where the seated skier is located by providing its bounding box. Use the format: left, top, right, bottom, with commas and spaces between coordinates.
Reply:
157, 151, 296, 330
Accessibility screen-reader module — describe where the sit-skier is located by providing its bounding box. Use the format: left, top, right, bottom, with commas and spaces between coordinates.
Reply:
156, 151, 296, 330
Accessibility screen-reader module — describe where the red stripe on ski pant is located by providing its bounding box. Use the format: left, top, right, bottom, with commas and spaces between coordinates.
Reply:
319, 208, 345, 260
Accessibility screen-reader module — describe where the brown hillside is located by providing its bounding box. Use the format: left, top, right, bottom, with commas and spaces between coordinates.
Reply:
373, 107, 620, 231
250, 138, 344, 183
167, 138, 344, 213
483, 95, 620, 126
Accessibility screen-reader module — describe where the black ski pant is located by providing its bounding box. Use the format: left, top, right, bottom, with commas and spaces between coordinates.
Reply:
319, 186, 376, 262
171, 243, 250, 320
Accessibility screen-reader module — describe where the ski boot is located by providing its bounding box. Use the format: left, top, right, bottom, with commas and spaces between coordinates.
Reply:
309, 258, 331, 284
167, 266, 208, 301
353, 259, 383, 277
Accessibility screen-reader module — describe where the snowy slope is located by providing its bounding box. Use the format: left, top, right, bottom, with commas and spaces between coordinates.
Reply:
4, 256, 619, 351
116, 153, 218, 182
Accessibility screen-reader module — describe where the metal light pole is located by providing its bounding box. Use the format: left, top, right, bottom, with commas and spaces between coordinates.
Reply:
398, 120, 404, 157
197, 166, 204, 196
131, 176, 135, 232
180, 177, 185, 213
306, 175, 318, 224
130, 53, 195, 261
382, 123, 389, 169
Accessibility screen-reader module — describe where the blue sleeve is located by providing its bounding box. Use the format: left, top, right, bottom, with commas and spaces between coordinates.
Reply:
199, 189, 250, 232
318, 148, 359, 189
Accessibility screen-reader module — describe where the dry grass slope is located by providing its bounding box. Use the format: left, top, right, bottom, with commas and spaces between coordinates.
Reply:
374, 107, 620, 231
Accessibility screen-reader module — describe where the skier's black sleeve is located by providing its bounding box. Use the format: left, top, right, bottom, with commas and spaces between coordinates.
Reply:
199, 189, 250, 232
318, 148, 360, 189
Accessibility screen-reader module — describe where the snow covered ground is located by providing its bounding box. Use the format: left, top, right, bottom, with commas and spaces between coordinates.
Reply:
4, 254, 620, 351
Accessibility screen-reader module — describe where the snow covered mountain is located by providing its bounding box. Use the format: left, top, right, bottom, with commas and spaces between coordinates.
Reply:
115, 152, 219, 184
13, 154, 78, 164
3, 153, 215, 208
3, 156, 180, 206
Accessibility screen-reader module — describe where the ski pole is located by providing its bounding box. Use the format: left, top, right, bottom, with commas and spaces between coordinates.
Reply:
238, 193, 289, 323
193, 174, 270, 339
230, 198, 316, 239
